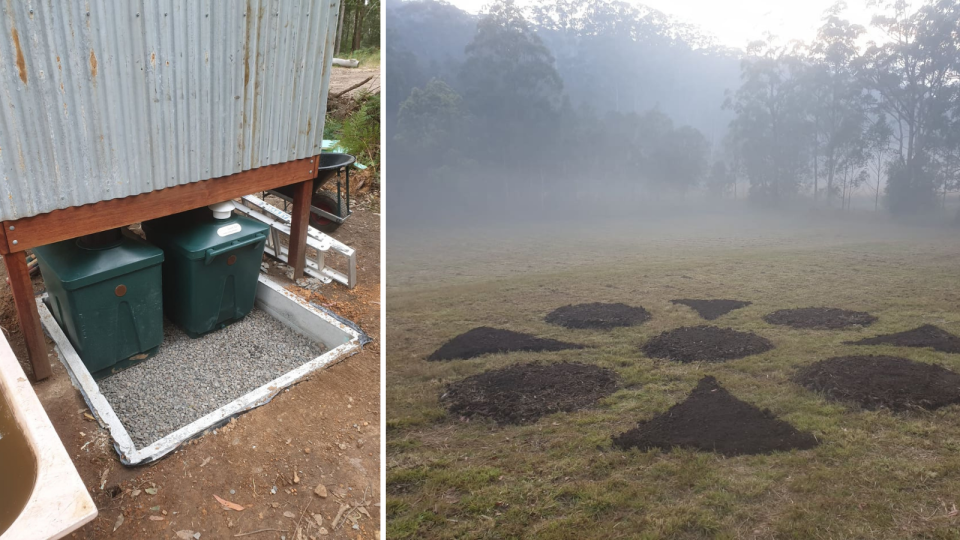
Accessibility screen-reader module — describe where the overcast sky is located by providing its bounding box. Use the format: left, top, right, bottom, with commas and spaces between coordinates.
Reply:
442, 0, 889, 50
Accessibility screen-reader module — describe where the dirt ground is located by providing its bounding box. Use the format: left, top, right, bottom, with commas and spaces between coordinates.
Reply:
612, 375, 819, 456
426, 327, 582, 362
794, 355, 960, 411
544, 302, 650, 329
670, 299, 752, 320
2, 202, 380, 539
849, 323, 960, 353
763, 306, 878, 329
641, 325, 774, 363
329, 67, 381, 98
443, 362, 619, 425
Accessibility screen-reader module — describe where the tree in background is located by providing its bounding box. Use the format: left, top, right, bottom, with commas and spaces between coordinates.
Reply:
707, 161, 735, 198
726, 38, 811, 202
386, 0, 959, 219
864, 117, 894, 210
804, 3, 869, 206
859, 0, 960, 214
458, 0, 564, 170
395, 80, 466, 157
337, 0, 380, 54
385, 32, 425, 122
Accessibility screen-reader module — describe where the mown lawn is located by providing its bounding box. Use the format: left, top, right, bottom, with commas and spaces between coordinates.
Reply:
387, 214, 960, 539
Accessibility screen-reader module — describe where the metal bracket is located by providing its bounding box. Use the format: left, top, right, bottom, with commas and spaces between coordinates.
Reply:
233, 196, 357, 288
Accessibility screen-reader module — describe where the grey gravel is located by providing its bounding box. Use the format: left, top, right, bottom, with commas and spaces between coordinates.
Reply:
99, 307, 325, 448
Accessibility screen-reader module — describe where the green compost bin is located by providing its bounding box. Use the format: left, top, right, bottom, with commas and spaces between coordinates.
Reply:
142, 204, 269, 338
33, 229, 164, 379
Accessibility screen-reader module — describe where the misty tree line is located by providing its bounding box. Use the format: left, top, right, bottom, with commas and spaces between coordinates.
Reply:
387, 0, 960, 217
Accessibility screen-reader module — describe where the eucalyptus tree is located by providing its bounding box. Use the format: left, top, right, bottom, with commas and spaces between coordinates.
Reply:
726, 38, 813, 202
458, 0, 564, 174
864, 117, 895, 210
859, 0, 960, 214
804, 3, 870, 206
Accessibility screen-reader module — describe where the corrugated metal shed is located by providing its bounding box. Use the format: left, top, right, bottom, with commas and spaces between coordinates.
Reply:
0, 0, 340, 221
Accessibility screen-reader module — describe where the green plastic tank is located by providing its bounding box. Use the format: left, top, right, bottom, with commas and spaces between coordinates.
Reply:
33, 228, 165, 378
142, 202, 269, 338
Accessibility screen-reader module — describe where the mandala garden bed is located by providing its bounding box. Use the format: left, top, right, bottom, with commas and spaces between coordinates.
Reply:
442, 362, 619, 424
671, 299, 751, 320
794, 355, 960, 411
612, 376, 818, 456
847, 324, 960, 354
641, 326, 773, 363
763, 307, 877, 329
427, 327, 582, 361
545, 302, 651, 329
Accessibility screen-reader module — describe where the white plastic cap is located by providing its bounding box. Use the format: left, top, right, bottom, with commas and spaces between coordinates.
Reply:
208, 201, 235, 220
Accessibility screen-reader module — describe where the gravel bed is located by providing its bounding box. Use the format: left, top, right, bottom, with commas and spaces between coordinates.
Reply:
98, 307, 325, 448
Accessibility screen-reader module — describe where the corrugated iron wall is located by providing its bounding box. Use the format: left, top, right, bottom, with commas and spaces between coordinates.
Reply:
0, 0, 339, 221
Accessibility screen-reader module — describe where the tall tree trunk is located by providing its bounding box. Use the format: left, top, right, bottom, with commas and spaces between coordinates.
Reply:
813, 155, 819, 203
841, 166, 847, 210
351, 1, 365, 52
334, 0, 346, 56
826, 150, 835, 207
875, 158, 881, 211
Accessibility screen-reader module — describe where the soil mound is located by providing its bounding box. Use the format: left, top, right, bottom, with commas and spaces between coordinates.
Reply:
545, 302, 651, 329
612, 376, 818, 456
443, 362, 619, 424
763, 307, 877, 329
671, 299, 752, 320
427, 327, 583, 361
847, 324, 960, 354
641, 326, 773, 363
794, 355, 960, 411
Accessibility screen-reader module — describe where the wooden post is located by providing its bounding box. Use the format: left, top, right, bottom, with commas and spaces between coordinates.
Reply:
3, 252, 50, 380
288, 179, 313, 281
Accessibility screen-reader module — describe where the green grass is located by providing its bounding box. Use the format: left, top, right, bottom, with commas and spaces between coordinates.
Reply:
387, 213, 960, 539
337, 47, 380, 68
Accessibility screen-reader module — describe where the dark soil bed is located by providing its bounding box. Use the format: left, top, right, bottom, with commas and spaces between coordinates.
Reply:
793, 355, 960, 411
846, 324, 960, 354
612, 376, 818, 456
545, 302, 651, 329
442, 362, 619, 424
641, 326, 773, 363
427, 327, 583, 361
671, 299, 752, 320
763, 307, 877, 329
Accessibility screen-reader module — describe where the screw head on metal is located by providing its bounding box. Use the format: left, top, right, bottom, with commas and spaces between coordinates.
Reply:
12, 240, 17, 245
8, 226, 13, 231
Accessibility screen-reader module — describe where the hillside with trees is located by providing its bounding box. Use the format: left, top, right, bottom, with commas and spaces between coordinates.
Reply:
387, 0, 960, 222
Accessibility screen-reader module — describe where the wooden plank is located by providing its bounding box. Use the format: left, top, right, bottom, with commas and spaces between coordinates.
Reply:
3, 157, 320, 252
3, 252, 50, 380
288, 179, 314, 280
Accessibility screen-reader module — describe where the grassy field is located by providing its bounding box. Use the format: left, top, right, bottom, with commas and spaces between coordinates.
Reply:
387, 209, 960, 539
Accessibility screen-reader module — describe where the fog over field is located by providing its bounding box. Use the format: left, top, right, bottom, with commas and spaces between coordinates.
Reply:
386, 0, 960, 232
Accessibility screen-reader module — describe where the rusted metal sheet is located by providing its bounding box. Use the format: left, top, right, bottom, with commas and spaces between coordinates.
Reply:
0, 0, 339, 221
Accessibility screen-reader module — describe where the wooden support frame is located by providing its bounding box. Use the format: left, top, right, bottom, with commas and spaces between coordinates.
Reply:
288, 179, 314, 280
0, 156, 320, 380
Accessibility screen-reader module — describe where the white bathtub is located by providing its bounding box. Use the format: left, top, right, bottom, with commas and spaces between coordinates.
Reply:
0, 334, 96, 540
